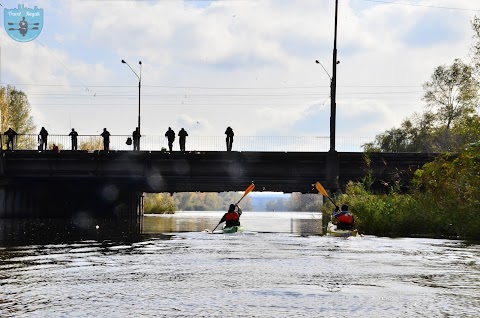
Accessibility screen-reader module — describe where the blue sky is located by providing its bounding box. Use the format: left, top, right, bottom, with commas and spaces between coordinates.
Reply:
0, 0, 478, 146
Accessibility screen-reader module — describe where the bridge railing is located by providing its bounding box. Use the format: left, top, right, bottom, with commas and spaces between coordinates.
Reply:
1, 134, 373, 152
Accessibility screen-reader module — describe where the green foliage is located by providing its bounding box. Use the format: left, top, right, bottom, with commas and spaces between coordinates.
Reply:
0, 86, 36, 149
144, 191, 253, 213
144, 193, 176, 214
288, 193, 323, 212
342, 146, 480, 239
423, 58, 479, 130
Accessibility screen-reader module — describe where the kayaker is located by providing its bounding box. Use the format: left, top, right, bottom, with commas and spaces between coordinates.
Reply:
333, 204, 355, 230
218, 203, 242, 227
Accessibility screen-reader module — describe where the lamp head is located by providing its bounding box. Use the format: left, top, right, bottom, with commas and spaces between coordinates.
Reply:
121, 60, 126, 63
139, 61, 142, 65
315, 60, 320, 64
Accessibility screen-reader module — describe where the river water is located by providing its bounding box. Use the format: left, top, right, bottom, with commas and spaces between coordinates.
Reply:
1, 212, 479, 317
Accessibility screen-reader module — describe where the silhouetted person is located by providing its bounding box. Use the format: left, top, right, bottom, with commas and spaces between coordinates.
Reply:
39, 127, 48, 151
4, 128, 18, 151
178, 128, 188, 152
133, 127, 141, 151
225, 126, 234, 151
165, 127, 175, 152
101, 128, 110, 152
69, 128, 78, 151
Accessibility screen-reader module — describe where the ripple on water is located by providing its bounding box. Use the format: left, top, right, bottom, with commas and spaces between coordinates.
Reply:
1, 231, 480, 317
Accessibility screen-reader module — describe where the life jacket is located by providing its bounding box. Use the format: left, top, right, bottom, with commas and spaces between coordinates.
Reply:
225, 211, 240, 226
338, 212, 354, 224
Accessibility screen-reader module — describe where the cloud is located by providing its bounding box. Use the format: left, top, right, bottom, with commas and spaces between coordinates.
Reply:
2, 0, 477, 145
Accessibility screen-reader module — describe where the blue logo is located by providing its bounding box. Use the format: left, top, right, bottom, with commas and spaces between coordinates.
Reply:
4, 4, 43, 42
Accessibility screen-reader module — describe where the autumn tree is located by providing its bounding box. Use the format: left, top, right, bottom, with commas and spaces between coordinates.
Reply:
0, 86, 36, 149
422, 58, 478, 130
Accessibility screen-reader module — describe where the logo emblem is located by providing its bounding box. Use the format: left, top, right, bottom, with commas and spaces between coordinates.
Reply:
4, 4, 43, 42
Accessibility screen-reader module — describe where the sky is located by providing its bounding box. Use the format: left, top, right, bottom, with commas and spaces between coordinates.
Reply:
0, 0, 479, 149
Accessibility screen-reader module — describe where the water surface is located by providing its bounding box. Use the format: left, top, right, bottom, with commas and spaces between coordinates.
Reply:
0, 212, 479, 317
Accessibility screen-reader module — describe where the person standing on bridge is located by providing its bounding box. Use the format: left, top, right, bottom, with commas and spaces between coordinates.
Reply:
225, 126, 234, 151
333, 204, 355, 230
132, 127, 141, 151
4, 128, 18, 151
101, 128, 111, 152
69, 128, 79, 151
178, 128, 188, 152
165, 127, 175, 152
39, 127, 49, 151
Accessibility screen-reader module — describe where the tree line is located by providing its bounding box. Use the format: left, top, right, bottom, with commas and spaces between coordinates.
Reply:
144, 191, 324, 213
332, 17, 480, 239
363, 17, 480, 153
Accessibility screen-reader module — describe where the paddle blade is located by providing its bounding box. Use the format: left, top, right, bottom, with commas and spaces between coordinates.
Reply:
244, 183, 255, 196
236, 183, 255, 204
315, 181, 329, 197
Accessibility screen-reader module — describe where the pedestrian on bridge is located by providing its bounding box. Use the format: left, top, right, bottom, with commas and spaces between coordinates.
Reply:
4, 127, 18, 151
39, 127, 48, 151
178, 128, 188, 152
165, 127, 175, 152
133, 127, 141, 151
69, 128, 79, 151
225, 126, 234, 151
101, 128, 110, 152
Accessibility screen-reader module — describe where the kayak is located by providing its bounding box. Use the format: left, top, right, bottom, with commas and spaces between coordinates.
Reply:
222, 225, 244, 233
327, 222, 357, 237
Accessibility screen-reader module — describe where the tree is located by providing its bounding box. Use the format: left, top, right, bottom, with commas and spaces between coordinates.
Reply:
288, 193, 323, 212
470, 16, 480, 70
422, 58, 478, 130
79, 137, 103, 150
362, 112, 436, 152
0, 85, 36, 149
144, 193, 177, 213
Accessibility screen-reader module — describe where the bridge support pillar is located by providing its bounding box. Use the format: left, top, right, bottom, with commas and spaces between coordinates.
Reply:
326, 150, 339, 193
0, 182, 144, 228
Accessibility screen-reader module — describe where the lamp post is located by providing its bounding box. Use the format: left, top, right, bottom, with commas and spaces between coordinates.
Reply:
316, 0, 339, 191
121, 59, 142, 148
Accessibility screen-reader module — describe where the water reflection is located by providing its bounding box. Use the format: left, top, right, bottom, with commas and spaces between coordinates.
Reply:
144, 211, 323, 235
0, 211, 322, 245
0, 216, 143, 246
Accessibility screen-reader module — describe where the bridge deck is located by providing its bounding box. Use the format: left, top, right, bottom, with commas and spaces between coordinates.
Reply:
2, 150, 437, 193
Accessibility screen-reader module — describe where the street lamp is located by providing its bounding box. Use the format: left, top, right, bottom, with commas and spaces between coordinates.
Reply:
121, 59, 142, 148
316, 0, 339, 191
316, 57, 339, 153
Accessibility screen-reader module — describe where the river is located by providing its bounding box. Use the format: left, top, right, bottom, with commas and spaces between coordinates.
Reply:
1, 212, 479, 317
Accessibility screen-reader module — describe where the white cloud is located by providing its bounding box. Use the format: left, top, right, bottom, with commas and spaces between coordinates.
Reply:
1, 0, 477, 147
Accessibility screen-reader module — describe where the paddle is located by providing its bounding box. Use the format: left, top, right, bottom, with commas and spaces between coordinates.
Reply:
315, 181, 339, 210
211, 183, 255, 232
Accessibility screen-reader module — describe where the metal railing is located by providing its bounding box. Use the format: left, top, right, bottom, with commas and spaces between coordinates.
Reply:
1, 134, 373, 152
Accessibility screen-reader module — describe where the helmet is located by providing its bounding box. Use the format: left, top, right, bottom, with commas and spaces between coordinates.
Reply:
229, 204, 236, 211
341, 204, 348, 211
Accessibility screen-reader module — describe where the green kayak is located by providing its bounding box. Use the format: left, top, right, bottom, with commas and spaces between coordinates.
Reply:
222, 225, 244, 233
327, 222, 357, 237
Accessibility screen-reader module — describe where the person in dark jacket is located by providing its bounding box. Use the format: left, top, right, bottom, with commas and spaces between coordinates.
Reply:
333, 204, 355, 230
225, 126, 234, 151
132, 127, 141, 151
178, 128, 188, 152
218, 203, 242, 227
69, 128, 79, 151
165, 127, 175, 152
101, 128, 110, 152
39, 127, 49, 151
4, 128, 18, 150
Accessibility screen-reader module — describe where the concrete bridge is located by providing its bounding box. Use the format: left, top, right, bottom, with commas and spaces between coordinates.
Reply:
0, 149, 438, 218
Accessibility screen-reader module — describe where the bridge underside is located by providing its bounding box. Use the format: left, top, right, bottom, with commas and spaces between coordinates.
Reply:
0, 150, 436, 217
